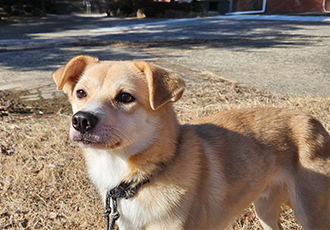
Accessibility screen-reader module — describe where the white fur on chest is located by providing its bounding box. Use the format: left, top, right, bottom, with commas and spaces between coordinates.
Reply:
83, 148, 152, 229
83, 148, 128, 190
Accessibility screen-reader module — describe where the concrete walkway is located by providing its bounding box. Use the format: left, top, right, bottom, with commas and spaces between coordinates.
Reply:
0, 14, 330, 101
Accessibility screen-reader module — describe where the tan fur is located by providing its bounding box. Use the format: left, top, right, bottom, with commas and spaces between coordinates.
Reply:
53, 55, 330, 230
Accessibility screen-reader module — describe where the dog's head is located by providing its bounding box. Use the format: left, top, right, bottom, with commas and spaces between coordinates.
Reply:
53, 55, 185, 155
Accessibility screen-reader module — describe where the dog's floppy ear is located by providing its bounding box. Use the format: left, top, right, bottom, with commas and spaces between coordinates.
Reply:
134, 61, 185, 110
53, 55, 98, 95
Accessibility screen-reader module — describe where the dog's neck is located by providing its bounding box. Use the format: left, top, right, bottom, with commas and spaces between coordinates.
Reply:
123, 105, 181, 183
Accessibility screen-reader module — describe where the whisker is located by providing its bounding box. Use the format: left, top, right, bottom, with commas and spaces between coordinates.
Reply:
100, 125, 134, 148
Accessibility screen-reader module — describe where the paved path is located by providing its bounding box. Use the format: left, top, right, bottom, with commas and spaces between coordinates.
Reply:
1, 14, 330, 101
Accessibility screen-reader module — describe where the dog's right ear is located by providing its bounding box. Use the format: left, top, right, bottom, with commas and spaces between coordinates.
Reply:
53, 55, 98, 95
134, 61, 185, 110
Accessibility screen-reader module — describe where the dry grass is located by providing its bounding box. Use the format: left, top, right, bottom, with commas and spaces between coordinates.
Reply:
1, 71, 330, 229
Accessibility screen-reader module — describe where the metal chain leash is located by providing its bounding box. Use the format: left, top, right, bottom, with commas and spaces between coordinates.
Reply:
103, 179, 150, 230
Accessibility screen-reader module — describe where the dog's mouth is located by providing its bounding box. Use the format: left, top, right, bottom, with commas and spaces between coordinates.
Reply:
72, 135, 97, 145
72, 135, 121, 149
73, 137, 95, 146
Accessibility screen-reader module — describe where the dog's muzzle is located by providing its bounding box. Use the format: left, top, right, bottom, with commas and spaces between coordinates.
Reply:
72, 111, 98, 133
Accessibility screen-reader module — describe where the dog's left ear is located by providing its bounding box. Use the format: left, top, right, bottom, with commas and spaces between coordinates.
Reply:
53, 55, 99, 95
134, 61, 185, 110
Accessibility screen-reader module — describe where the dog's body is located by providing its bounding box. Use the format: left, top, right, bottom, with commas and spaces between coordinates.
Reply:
53, 55, 330, 230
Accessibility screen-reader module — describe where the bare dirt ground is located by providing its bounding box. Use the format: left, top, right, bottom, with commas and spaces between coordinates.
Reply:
1, 67, 330, 229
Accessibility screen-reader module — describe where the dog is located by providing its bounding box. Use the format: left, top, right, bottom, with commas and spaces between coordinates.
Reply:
53, 55, 330, 230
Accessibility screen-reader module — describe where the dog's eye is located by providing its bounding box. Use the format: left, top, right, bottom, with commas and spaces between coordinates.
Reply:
76, 90, 87, 99
116, 92, 135, 103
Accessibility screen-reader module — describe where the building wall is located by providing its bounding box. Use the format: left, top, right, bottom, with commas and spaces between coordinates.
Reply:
232, 0, 327, 13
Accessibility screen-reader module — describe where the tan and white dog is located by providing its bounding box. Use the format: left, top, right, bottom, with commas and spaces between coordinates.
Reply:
53, 55, 330, 230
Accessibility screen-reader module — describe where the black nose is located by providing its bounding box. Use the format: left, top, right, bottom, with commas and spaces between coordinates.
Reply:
72, 111, 98, 133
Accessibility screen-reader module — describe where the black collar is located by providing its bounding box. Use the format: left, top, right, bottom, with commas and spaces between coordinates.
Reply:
103, 179, 150, 230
